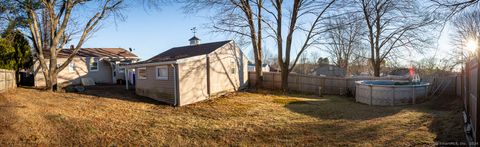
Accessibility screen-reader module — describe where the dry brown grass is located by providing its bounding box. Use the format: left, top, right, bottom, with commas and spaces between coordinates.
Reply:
0, 85, 464, 146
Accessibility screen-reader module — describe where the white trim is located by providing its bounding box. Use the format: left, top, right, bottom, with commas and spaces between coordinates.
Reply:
137, 67, 147, 79
155, 66, 169, 80
68, 62, 75, 73
121, 60, 178, 68
171, 64, 177, 106
89, 57, 99, 71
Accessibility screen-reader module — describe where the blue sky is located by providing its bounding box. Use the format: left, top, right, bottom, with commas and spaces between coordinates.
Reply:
76, 2, 454, 65
79, 3, 228, 61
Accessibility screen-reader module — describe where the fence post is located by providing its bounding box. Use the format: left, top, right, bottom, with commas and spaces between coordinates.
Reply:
412, 85, 416, 104
298, 75, 301, 93
466, 61, 470, 114
392, 86, 395, 106
369, 85, 373, 105
271, 73, 274, 90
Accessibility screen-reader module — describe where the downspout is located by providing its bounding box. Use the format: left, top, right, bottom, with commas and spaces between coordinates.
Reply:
125, 67, 128, 90
171, 64, 178, 106
206, 54, 211, 98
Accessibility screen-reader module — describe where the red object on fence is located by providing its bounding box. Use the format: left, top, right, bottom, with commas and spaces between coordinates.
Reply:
409, 67, 414, 77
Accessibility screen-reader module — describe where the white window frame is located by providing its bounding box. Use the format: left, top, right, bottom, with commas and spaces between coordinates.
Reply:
155, 66, 169, 80
118, 67, 125, 73
137, 67, 147, 79
89, 58, 99, 71
68, 62, 75, 72
230, 61, 236, 74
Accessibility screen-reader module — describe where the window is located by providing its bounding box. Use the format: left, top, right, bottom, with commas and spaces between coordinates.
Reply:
68, 62, 75, 72
230, 61, 236, 74
156, 66, 168, 80
138, 67, 147, 79
89, 58, 99, 71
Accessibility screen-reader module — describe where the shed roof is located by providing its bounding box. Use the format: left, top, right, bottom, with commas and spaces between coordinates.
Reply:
141, 40, 232, 63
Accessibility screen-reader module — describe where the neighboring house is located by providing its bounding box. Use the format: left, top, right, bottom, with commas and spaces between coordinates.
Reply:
33, 48, 139, 87
312, 65, 346, 77
124, 37, 249, 106
269, 64, 281, 72
248, 64, 270, 72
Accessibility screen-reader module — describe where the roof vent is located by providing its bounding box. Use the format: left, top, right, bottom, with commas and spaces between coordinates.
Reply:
189, 36, 200, 45
189, 27, 200, 45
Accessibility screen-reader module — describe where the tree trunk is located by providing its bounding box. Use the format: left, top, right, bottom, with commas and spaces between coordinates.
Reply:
281, 64, 289, 92
47, 71, 58, 91
45, 74, 53, 90
47, 56, 58, 91
255, 62, 263, 88
255, 0, 263, 89
373, 62, 380, 77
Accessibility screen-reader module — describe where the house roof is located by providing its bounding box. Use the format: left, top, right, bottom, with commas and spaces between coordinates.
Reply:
141, 40, 232, 63
42, 48, 138, 58
314, 65, 346, 77
248, 63, 269, 67
189, 36, 200, 41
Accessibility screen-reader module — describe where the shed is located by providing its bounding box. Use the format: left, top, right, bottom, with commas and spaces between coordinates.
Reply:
124, 39, 249, 106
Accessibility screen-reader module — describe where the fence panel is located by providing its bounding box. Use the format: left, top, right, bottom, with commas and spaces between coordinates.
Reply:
0, 69, 16, 93
464, 59, 479, 142
249, 71, 458, 97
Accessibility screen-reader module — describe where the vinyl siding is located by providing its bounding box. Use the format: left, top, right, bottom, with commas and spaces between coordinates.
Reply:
208, 42, 248, 96
177, 42, 248, 106
177, 55, 208, 106
135, 65, 176, 104
33, 57, 113, 87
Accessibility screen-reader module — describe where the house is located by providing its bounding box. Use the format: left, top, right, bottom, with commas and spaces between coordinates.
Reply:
248, 63, 270, 72
312, 65, 346, 77
33, 48, 139, 87
124, 37, 249, 106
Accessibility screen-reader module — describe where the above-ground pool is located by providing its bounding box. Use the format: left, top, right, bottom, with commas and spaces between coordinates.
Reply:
355, 80, 430, 106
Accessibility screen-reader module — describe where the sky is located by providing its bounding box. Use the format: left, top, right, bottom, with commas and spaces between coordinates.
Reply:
78, 3, 227, 61
75, 2, 455, 65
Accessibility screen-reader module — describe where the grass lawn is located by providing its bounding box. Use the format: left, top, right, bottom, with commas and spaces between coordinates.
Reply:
0, 85, 465, 146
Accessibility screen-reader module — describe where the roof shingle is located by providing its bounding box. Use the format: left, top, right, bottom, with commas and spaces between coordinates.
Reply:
142, 40, 231, 63
42, 48, 138, 58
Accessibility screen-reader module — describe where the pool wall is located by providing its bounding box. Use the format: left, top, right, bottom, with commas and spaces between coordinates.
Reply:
355, 81, 430, 106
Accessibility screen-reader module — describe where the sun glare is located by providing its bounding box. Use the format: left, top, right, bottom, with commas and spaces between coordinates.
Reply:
466, 39, 478, 52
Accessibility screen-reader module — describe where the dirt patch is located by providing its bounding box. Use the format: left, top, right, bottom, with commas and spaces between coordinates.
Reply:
0, 86, 465, 146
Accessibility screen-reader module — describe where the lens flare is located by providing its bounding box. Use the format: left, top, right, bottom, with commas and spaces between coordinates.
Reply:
466, 39, 478, 52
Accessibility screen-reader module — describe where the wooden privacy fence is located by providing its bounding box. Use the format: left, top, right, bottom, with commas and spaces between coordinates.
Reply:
249, 72, 410, 95
249, 72, 459, 96
463, 59, 479, 143
0, 69, 16, 93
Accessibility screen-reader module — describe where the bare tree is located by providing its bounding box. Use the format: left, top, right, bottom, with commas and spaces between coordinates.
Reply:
16, 0, 123, 91
265, 0, 337, 91
183, 0, 265, 88
357, 0, 437, 77
431, 0, 479, 19
323, 15, 363, 75
450, 9, 480, 64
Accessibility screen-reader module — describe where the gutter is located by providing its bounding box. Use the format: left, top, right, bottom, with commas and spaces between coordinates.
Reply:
171, 64, 178, 106
121, 60, 178, 68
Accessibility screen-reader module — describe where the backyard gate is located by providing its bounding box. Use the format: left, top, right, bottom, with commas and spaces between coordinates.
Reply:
0, 69, 16, 93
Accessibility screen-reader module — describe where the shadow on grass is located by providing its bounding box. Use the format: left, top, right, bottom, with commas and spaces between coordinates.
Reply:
283, 94, 406, 120
280, 91, 466, 143
72, 84, 169, 106
421, 95, 465, 143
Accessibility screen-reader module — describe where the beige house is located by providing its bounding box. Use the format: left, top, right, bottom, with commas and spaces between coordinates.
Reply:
124, 38, 249, 106
33, 48, 139, 87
